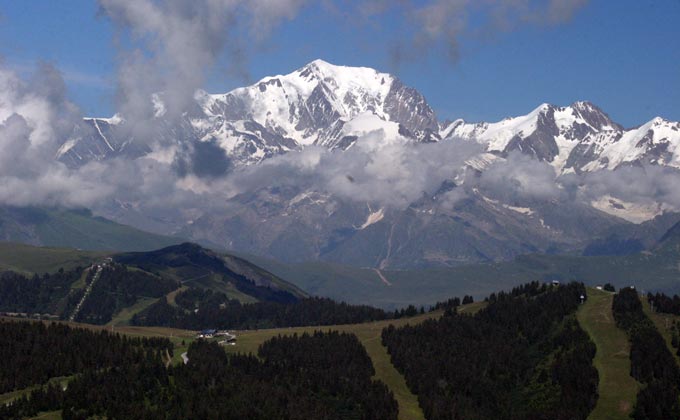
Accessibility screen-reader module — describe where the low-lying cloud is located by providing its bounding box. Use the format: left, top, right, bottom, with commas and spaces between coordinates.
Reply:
575, 165, 680, 209
222, 133, 482, 208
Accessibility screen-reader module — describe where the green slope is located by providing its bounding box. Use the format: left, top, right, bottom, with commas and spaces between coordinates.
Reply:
0, 207, 183, 252
576, 288, 639, 419
0, 242, 105, 274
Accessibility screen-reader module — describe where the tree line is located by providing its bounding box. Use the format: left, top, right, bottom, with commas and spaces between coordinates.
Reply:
382, 282, 598, 420
0, 320, 172, 395
132, 287, 391, 329
613, 287, 680, 419
1, 325, 398, 420
0, 264, 178, 324
0, 268, 84, 315
647, 291, 680, 316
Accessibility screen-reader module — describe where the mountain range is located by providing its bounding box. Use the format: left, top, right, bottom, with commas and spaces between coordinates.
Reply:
26, 60, 680, 268
60, 60, 680, 172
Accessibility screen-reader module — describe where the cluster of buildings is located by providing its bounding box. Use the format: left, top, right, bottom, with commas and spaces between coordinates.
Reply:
196, 329, 237, 345
0, 312, 59, 320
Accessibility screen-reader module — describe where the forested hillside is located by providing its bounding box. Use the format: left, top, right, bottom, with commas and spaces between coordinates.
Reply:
0, 263, 178, 324
0, 322, 397, 420
613, 287, 680, 419
647, 291, 680, 316
0, 320, 172, 395
0, 243, 321, 327
132, 287, 391, 329
71, 264, 179, 325
0, 268, 85, 315
382, 282, 598, 420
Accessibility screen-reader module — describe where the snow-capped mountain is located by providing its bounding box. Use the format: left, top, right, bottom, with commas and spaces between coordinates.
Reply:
442, 101, 680, 174
61, 60, 680, 180
52, 60, 680, 268
59, 59, 439, 167
201, 59, 438, 146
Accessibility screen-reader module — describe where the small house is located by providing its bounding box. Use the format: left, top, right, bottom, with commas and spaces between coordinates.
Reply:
197, 329, 217, 339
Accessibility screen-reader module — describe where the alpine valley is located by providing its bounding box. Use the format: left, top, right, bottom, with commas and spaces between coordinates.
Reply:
8, 59, 680, 269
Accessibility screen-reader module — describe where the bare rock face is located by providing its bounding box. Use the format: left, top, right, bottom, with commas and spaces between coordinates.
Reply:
504, 106, 561, 162
384, 79, 440, 142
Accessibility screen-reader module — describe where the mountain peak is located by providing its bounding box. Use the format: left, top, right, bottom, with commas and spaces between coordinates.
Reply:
304, 58, 334, 69
571, 100, 597, 110
294, 59, 393, 92
649, 116, 676, 126
300, 58, 384, 75
567, 100, 619, 130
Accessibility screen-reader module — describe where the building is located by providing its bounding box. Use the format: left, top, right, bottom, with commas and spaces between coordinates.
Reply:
196, 329, 217, 339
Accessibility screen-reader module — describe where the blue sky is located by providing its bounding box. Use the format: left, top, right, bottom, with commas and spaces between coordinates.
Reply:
0, 0, 678, 127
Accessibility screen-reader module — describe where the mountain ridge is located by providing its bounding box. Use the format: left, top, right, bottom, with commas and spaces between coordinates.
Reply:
65, 60, 679, 176
48, 60, 680, 268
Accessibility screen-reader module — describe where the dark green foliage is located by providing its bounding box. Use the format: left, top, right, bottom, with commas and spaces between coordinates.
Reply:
634, 380, 680, 420
431, 296, 460, 312
73, 264, 179, 324
0, 264, 178, 324
0, 267, 83, 315
612, 287, 645, 331
393, 304, 419, 318
133, 287, 390, 329
647, 291, 680, 315
612, 287, 680, 420
486, 280, 550, 304
1, 383, 64, 420
1, 326, 397, 420
256, 332, 398, 420
603, 283, 616, 292
0, 320, 171, 395
382, 282, 598, 420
